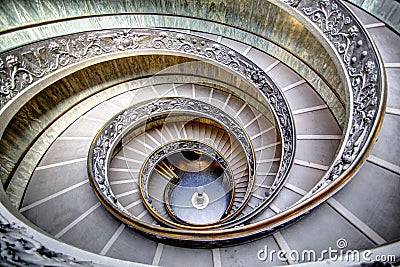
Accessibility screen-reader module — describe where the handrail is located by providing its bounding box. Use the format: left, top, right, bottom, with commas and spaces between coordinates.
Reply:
88, 97, 281, 230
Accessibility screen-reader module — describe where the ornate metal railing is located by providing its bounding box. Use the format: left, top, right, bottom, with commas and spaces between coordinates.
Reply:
285, 0, 385, 204
88, 97, 288, 231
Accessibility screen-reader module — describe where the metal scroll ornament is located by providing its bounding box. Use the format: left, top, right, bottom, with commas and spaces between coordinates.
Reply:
296, 0, 384, 194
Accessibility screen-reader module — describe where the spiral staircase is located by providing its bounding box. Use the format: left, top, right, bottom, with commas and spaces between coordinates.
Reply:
0, 0, 399, 266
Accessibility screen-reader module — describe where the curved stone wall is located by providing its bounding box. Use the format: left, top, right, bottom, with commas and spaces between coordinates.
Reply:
0, 0, 346, 123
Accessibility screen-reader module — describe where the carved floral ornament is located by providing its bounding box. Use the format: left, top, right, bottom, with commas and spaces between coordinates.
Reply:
0, 29, 246, 104
296, 0, 382, 194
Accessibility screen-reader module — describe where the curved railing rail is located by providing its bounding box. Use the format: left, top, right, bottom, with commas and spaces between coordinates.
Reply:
285, 0, 386, 202
89, 97, 286, 231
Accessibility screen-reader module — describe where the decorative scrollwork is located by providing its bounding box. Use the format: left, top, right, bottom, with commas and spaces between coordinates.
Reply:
0, 33, 112, 106
103, 29, 151, 51
0, 55, 44, 106
284, 0, 301, 7
0, 27, 244, 107
293, 0, 382, 193
303, 0, 355, 66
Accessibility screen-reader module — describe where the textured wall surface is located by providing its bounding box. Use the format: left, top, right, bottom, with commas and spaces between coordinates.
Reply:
346, 0, 400, 33
0, 0, 345, 107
